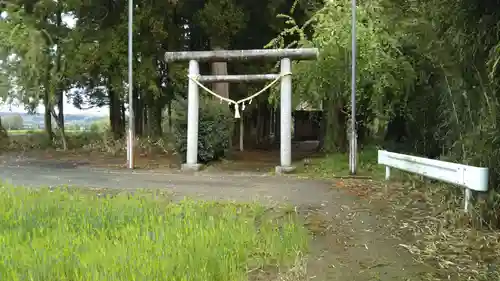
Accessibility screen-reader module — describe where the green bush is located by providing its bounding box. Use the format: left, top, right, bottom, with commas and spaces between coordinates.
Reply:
89, 118, 109, 133
66, 131, 103, 149
171, 97, 234, 163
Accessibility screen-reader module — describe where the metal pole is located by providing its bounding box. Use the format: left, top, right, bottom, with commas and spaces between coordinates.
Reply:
239, 117, 244, 151
349, 0, 357, 174
127, 0, 135, 169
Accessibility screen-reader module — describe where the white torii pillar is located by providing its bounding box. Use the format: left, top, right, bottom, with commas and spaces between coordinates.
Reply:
185, 60, 201, 171
277, 58, 293, 173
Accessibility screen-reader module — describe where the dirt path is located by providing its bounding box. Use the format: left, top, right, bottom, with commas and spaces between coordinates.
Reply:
0, 155, 431, 280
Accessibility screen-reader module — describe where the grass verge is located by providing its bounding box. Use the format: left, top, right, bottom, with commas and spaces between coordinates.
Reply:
298, 147, 500, 280
381, 181, 500, 281
0, 185, 309, 281
295, 146, 387, 179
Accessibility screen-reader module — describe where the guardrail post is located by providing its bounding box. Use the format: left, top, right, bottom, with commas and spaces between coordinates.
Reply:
464, 188, 472, 212
182, 60, 201, 171
385, 166, 391, 180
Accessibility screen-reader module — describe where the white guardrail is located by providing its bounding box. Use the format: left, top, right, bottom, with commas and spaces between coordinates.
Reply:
378, 150, 489, 211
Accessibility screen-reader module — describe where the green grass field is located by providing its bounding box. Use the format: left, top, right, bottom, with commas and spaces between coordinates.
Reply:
0, 185, 308, 281
296, 145, 387, 179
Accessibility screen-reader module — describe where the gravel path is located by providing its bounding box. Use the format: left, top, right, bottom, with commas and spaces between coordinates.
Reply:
0, 159, 333, 206
0, 155, 432, 280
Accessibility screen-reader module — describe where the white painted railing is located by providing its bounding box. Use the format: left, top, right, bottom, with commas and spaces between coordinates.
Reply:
378, 150, 489, 211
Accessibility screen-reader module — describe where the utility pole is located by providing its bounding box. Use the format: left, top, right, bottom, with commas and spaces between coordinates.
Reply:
127, 0, 135, 169
349, 0, 357, 175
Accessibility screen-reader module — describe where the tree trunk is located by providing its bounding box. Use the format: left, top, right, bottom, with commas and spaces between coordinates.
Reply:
50, 109, 67, 151
108, 80, 124, 139
0, 117, 6, 135
262, 104, 271, 145
53, 96, 67, 151
145, 92, 163, 138
316, 99, 327, 152
57, 96, 64, 128
55, 6, 64, 133
43, 86, 53, 143
323, 97, 348, 153
210, 46, 229, 99
133, 85, 143, 136
121, 102, 126, 134
167, 99, 172, 133
53, 6, 67, 150
51, 99, 68, 151
0, 117, 7, 149
255, 104, 262, 145
142, 104, 148, 137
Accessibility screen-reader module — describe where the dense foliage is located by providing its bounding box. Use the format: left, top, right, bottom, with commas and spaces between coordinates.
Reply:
267, 0, 500, 225
172, 98, 234, 163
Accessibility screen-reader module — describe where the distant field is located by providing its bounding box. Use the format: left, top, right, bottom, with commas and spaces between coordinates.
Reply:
7, 129, 86, 135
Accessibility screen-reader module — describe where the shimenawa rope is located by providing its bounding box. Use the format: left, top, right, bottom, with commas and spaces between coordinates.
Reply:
187, 72, 291, 118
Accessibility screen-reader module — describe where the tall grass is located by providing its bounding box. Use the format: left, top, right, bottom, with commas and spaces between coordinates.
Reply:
0, 186, 308, 281
297, 146, 386, 179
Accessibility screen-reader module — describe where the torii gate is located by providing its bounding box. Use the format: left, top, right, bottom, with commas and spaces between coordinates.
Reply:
164, 48, 319, 173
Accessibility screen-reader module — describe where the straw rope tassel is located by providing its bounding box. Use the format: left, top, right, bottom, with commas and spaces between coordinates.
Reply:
234, 104, 240, 118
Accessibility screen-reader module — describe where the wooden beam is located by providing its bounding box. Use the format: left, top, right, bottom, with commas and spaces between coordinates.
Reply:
165, 48, 319, 62
197, 74, 280, 83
